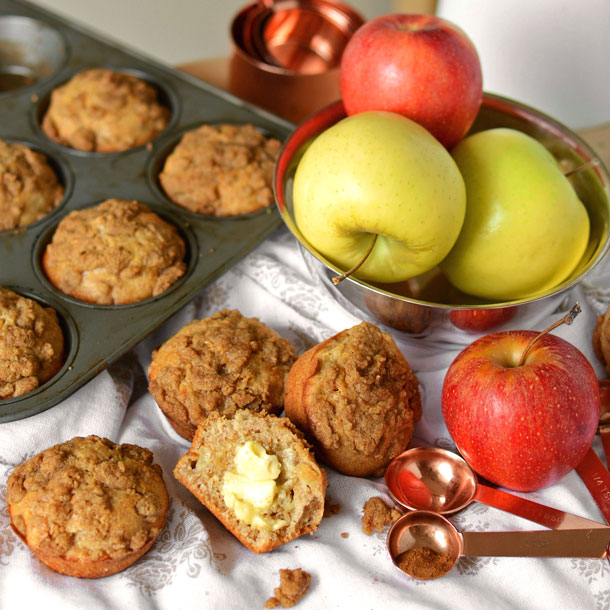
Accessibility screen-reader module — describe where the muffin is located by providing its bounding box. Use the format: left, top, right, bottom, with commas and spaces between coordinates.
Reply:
42, 198, 186, 305
148, 309, 297, 440
0, 138, 64, 230
284, 321, 422, 477
174, 410, 327, 554
0, 286, 64, 399
159, 123, 280, 216
593, 304, 610, 375
6, 435, 168, 578
42, 68, 169, 152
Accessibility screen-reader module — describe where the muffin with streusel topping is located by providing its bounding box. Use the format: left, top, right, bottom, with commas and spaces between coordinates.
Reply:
42, 68, 169, 152
0, 138, 64, 230
0, 286, 64, 399
7, 435, 168, 578
42, 198, 186, 305
285, 321, 422, 477
148, 309, 297, 440
159, 123, 280, 216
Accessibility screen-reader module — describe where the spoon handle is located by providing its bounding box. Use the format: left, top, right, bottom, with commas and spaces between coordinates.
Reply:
575, 447, 610, 523
461, 528, 610, 558
474, 483, 606, 530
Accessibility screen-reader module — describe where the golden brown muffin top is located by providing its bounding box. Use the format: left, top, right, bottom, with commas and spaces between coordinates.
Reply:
0, 286, 64, 399
7, 435, 168, 564
159, 123, 281, 216
148, 309, 297, 438
0, 138, 64, 230
42, 198, 186, 305
42, 68, 169, 152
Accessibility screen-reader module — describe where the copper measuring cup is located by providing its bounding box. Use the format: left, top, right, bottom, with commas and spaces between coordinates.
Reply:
387, 510, 610, 580
385, 446, 605, 529
260, 0, 364, 74
229, 1, 364, 123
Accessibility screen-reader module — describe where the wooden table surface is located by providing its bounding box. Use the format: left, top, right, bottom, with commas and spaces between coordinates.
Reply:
179, 58, 610, 172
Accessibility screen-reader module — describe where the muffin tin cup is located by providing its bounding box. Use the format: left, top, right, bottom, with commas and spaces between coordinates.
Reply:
0, 14, 68, 93
0, 0, 294, 423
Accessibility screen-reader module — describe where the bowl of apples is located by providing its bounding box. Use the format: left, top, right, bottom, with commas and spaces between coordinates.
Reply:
273, 15, 610, 339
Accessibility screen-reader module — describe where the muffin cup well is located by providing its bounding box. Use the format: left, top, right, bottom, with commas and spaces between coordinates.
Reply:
0, 15, 68, 94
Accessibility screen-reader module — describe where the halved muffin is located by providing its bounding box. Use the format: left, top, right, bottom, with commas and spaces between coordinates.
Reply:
174, 410, 326, 553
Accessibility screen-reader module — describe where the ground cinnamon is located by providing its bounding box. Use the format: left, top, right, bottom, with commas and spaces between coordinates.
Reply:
396, 546, 455, 579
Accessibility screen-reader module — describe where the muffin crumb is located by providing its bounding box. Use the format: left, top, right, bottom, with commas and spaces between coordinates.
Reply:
264, 568, 311, 608
323, 499, 341, 518
361, 496, 401, 535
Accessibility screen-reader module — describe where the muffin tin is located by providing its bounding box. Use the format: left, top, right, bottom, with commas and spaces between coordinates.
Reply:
0, 0, 294, 422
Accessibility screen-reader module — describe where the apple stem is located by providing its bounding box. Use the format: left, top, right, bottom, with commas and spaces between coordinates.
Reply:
332, 234, 378, 285
517, 302, 582, 367
564, 158, 600, 177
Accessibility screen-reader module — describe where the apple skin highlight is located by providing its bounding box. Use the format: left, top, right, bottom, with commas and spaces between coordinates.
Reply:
442, 330, 600, 492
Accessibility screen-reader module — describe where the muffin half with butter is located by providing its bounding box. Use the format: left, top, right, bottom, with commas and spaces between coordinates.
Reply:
174, 410, 326, 554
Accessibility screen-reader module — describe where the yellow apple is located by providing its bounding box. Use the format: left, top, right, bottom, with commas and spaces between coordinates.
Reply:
292, 111, 466, 284
440, 128, 590, 301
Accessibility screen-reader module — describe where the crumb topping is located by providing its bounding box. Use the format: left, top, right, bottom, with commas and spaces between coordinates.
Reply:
7, 435, 168, 562
0, 138, 64, 230
0, 287, 64, 399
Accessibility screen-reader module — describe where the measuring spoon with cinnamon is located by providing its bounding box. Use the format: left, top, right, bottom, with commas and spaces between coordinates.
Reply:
387, 510, 610, 580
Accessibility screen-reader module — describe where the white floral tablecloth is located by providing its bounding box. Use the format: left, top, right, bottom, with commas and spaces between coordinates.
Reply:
1, 226, 610, 610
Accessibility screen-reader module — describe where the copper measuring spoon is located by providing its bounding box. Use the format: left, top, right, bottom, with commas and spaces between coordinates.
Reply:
387, 510, 610, 580
385, 447, 605, 529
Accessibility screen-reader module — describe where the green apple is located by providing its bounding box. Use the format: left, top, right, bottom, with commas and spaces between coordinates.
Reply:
440, 128, 590, 301
292, 111, 466, 284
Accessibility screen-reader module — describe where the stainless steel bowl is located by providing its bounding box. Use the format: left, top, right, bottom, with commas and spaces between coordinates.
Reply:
274, 95, 610, 338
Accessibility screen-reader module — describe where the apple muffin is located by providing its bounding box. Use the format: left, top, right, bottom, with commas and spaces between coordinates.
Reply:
0, 286, 64, 399
284, 321, 422, 477
148, 309, 297, 440
158, 123, 281, 216
42, 68, 170, 152
0, 138, 64, 230
593, 304, 610, 375
42, 198, 186, 305
6, 435, 168, 578
174, 410, 326, 554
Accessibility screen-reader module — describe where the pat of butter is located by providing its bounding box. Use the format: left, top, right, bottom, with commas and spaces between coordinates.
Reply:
223, 472, 276, 509
235, 440, 281, 481
222, 441, 286, 531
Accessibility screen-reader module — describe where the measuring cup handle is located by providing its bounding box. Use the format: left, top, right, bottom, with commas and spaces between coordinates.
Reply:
474, 483, 605, 529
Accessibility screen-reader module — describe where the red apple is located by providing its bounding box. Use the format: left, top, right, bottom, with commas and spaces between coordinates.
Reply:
449, 306, 517, 333
340, 13, 483, 149
442, 329, 600, 491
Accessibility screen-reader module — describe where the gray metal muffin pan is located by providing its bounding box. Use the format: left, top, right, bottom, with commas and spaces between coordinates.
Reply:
0, 0, 295, 422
